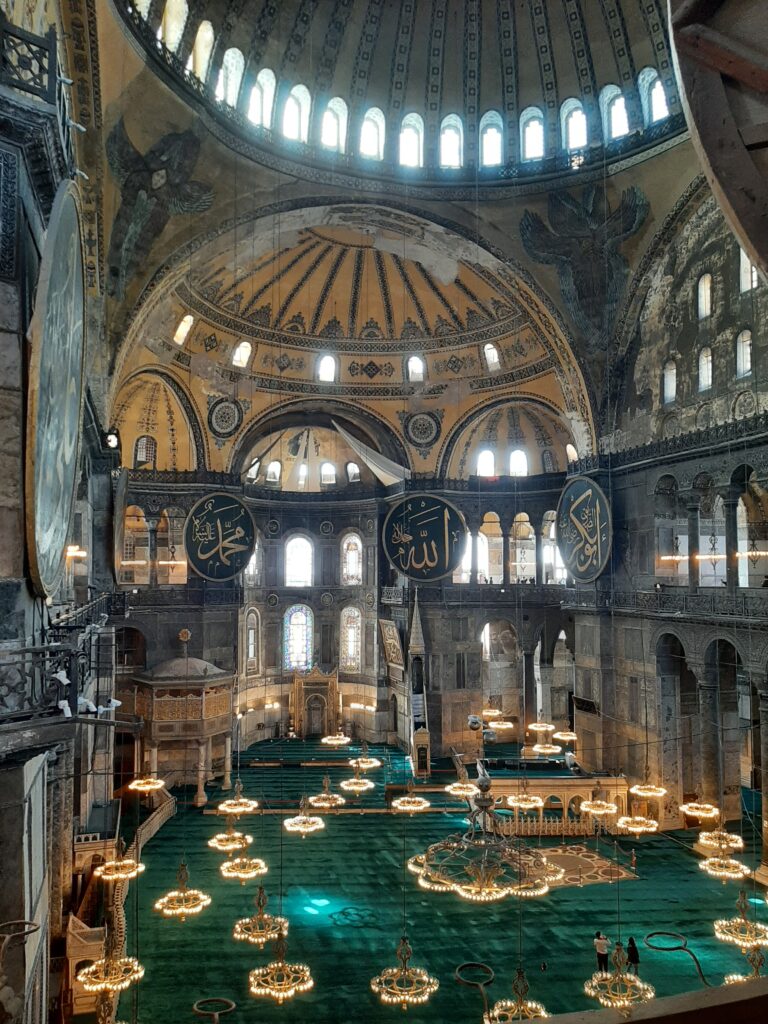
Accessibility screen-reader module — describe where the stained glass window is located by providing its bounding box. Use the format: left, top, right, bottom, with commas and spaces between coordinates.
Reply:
284, 604, 313, 670
341, 534, 363, 584
340, 606, 362, 672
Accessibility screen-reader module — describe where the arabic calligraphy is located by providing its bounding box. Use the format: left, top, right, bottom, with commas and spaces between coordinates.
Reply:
184, 494, 256, 581
383, 496, 467, 581
556, 477, 612, 583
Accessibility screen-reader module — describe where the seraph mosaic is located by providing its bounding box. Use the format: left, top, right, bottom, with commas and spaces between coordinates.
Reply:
106, 119, 214, 299
520, 184, 648, 351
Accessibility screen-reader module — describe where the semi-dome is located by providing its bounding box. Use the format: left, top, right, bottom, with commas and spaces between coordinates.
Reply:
120, 0, 685, 188
143, 656, 229, 681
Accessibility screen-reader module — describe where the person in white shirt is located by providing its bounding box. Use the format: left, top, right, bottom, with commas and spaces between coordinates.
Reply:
593, 931, 610, 971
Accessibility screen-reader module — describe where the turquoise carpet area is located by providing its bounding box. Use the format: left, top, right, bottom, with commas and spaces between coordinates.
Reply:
116, 740, 767, 1024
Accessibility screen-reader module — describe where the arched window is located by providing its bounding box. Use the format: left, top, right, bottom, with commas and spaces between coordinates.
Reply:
483, 342, 500, 370
248, 68, 276, 127
246, 610, 259, 668
317, 354, 337, 382
407, 355, 425, 382
244, 544, 259, 583
157, 505, 187, 585
134, 435, 157, 469
479, 111, 503, 166
360, 107, 385, 160
158, 0, 187, 52
697, 273, 712, 319
266, 460, 281, 483
662, 359, 677, 404
296, 463, 308, 490
232, 340, 252, 367
509, 450, 528, 477
341, 534, 363, 585
566, 443, 578, 464
283, 604, 313, 670
698, 347, 713, 391
739, 248, 758, 293
320, 462, 336, 485
561, 99, 587, 151
346, 462, 360, 483
283, 85, 311, 142
477, 449, 495, 477
650, 79, 668, 123
340, 606, 362, 672
543, 517, 567, 583
245, 458, 260, 482
599, 86, 628, 140
285, 536, 313, 586
321, 97, 348, 152
186, 21, 214, 81
215, 48, 244, 106
736, 330, 752, 378
638, 68, 668, 124
399, 113, 424, 168
439, 114, 463, 168
520, 106, 544, 160
173, 314, 194, 345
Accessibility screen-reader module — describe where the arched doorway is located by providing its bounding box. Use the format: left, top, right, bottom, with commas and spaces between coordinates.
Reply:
656, 634, 696, 823
480, 620, 521, 722
305, 694, 327, 737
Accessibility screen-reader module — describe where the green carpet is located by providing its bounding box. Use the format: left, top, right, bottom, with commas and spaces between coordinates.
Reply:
116, 740, 766, 1023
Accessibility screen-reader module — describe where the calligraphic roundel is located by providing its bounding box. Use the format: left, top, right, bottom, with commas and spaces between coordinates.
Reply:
556, 476, 612, 584
382, 495, 467, 582
184, 493, 256, 581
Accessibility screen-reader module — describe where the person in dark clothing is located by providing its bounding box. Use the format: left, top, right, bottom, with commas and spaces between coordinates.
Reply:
593, 931, 610, 971
626, 936, 640, 975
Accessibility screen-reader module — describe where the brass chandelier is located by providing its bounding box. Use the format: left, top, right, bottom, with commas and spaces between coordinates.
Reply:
528, 721, 562, 756
207, 814, 253, 853
445, 765, 479, 800
94, 839, 145, 882
487, 967, 550, 1021
391, 779, 431, 814
218, 778, 259, 815
248, 935, 314, 1003
714, 889, 768, 951
283, 795, 325, 837
680, 800, 719, 819
699, 833, 751, 882
308, 773, 346, 808
76, 924, 144, 993
370, 934, 439, 1010
584, 940, 655, 1016
233, 886, 289, 947
320, 732, 351, 747
340, 761, 375, 794
128, 776, 164, 793
154, 860, 211, 921
409, 775, 560, 903
220, 855, 268, 884
349, 739, 381, 771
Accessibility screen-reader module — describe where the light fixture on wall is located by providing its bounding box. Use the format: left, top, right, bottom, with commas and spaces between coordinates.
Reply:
233, 885, 289, 947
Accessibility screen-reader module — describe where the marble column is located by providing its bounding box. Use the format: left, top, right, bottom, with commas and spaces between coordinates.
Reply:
538, 661, 554, 721
194, 742, 207, 806
470, 531, 479, 585
534, 527, 544, 585
523, 649, 536, 726
686, 501, 700, 592
723, 496, 739, 592
148, 743, 158, 778
222, 734, 232, 790
697, 676, 721, 804
754, 690, 768, 886
147, 517, 159, 588
502, 529, 511, 586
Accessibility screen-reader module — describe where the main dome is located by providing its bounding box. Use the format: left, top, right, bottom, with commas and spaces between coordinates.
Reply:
120, 0, 686, 189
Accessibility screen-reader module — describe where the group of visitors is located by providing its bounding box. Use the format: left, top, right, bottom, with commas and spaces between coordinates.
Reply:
593, 932, 640, 974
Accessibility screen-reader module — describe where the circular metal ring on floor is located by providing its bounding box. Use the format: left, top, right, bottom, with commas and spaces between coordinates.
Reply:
644, 932, 713, 987
192, 998, 237, 1022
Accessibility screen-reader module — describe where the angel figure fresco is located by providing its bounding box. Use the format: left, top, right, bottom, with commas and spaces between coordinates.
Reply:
106, 118, 214, 299
520, 184, 648, 351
